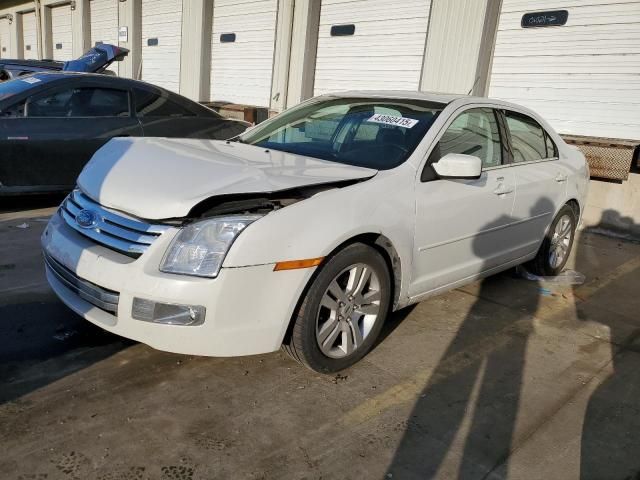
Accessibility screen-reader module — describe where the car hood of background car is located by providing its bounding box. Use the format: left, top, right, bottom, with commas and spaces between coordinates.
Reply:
77, 137, 378, 219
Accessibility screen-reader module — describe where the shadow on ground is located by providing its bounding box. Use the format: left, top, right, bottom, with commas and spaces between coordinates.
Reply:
577, 210, 640, 480
0, 204, 129, 405
387, 207, 640, 479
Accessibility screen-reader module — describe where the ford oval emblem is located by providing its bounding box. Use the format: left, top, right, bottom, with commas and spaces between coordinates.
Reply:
76, 209, 99, 229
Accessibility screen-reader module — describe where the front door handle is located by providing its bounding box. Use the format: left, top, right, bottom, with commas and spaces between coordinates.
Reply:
555, 173, 568, 183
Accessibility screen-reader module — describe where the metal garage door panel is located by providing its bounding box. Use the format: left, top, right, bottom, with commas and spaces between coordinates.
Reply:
314, 0, 431, 95
0, 19, 11, 58
90, 0, 119, 74
489, 0, 640, 139
22, 11, 38, 60
210, 0, 278, 107
141, 0, 183, 93
52, 3, 73, 61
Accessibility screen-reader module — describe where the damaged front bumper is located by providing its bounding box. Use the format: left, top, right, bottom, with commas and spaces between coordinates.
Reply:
41, 211, 314, 357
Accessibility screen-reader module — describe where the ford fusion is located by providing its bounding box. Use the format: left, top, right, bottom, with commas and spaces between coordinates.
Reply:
42, 92, 589, 372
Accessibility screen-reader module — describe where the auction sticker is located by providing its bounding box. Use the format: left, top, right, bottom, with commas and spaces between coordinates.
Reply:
367, 113, 419, 129
21, 77, 41, 84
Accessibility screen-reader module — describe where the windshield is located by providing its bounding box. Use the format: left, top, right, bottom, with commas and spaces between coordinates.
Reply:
239, 97, 444, 170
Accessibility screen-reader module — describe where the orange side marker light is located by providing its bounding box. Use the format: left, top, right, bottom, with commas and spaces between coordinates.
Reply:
274, 257, 324, 271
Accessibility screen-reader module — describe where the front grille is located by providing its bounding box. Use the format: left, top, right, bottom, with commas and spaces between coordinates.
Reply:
60, 189, 170, 257
44, 252, 120, 314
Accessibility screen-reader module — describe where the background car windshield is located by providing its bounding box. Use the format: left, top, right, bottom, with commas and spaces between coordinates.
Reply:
0, 77, 37, 101
240, 97, 444, 169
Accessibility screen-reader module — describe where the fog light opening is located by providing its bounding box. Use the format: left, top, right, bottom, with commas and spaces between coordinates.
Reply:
132, 298, 205, 326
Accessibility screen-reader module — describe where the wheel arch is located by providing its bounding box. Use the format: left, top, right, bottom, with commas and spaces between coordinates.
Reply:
565, 198, 581, 221
280, 232, 403, 347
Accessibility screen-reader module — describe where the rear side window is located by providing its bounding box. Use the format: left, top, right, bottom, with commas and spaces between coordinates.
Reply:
505, 111, 555, 162
134, 88, 195, 117
27, 87, 129, 117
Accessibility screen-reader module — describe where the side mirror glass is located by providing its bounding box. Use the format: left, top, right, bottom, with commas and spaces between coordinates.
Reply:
432, 153, 482, 179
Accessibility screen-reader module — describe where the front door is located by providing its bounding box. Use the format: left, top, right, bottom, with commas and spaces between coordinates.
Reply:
0, 85, 142, 190
410, 107, 516, 298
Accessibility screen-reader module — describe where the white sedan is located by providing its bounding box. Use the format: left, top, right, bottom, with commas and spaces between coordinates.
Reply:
41, 92, 589, 372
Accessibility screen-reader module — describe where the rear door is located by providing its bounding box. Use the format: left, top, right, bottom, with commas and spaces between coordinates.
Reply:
134, 87, 246, 140
0, 82, 142, 189
501, 109, 570, 256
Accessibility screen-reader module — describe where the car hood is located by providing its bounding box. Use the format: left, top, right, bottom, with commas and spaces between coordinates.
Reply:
77, 137, 378, 219
63, 44, 129, 73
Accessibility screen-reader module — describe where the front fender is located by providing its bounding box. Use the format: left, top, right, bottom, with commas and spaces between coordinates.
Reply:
223, 164, 416, 299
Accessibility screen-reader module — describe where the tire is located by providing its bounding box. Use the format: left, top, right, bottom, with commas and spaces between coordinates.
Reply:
283, 243, 392, 373
527, 204, 577, 276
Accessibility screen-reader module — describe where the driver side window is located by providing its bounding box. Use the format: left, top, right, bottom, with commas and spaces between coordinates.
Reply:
27, 87, 130, 118
422, 108, 502, 181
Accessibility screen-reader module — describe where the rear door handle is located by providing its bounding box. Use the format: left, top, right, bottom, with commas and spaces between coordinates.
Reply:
493, 185, 514, 196
555, 173, 568, 183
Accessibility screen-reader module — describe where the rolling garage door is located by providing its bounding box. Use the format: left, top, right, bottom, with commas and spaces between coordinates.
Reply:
22, 11, 38, 60
489, 0, 640, 140
89, 0, 119, 74
141, 0, 183, 93
0, 18, 10, 58
51, 3, 73, 61
313, 0, 432, 95
210, 0, 278, 107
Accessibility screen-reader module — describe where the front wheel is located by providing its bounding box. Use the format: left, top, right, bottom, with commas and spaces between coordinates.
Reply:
527, 204, 577, 276
283, 243, 392, 373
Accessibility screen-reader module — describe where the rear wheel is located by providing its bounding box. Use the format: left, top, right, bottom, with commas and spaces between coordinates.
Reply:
527, 204, 577, 276
283, 243, 391, 373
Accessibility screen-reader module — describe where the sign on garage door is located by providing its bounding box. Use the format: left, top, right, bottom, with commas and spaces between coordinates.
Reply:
489, 0, 640, 140
210, 0, 278, 107
22, 11, 38, 60
313, 0, 431, 95
89, 0, 119, 74
52, 3, 73, 61
0, 18, 11, 58
141, 0, 183, 93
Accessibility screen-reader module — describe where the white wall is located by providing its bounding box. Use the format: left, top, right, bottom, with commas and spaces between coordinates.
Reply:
313, 0, 431, 95
582, 174, 640, 238
490, 0, 640, 140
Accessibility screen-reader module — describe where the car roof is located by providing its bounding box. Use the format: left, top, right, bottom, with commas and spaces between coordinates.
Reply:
327, 90, 466, 104
323, 89, 527, 109
22, 70, 151, 86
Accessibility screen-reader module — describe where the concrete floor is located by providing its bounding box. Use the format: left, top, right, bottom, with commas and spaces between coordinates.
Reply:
1, 197, 639, 480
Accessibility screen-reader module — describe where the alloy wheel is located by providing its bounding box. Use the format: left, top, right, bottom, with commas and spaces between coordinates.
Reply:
549, 214, 573, 269
315, 263, 382, 359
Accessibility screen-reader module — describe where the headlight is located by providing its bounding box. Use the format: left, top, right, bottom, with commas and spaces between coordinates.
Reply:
160, 215, 262, 278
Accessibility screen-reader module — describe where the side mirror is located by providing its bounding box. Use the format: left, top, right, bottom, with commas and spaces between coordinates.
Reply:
432, 153, 482, 179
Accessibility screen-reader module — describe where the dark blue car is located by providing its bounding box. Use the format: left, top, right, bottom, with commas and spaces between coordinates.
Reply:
0, 71, 248, 194
0, 44, 128, 82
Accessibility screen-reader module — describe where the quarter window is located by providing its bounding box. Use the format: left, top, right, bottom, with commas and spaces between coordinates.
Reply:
431, 108, 502, 169
505, 111, 551, 162
134, 88, 196, 117
27, 87, 129, 118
